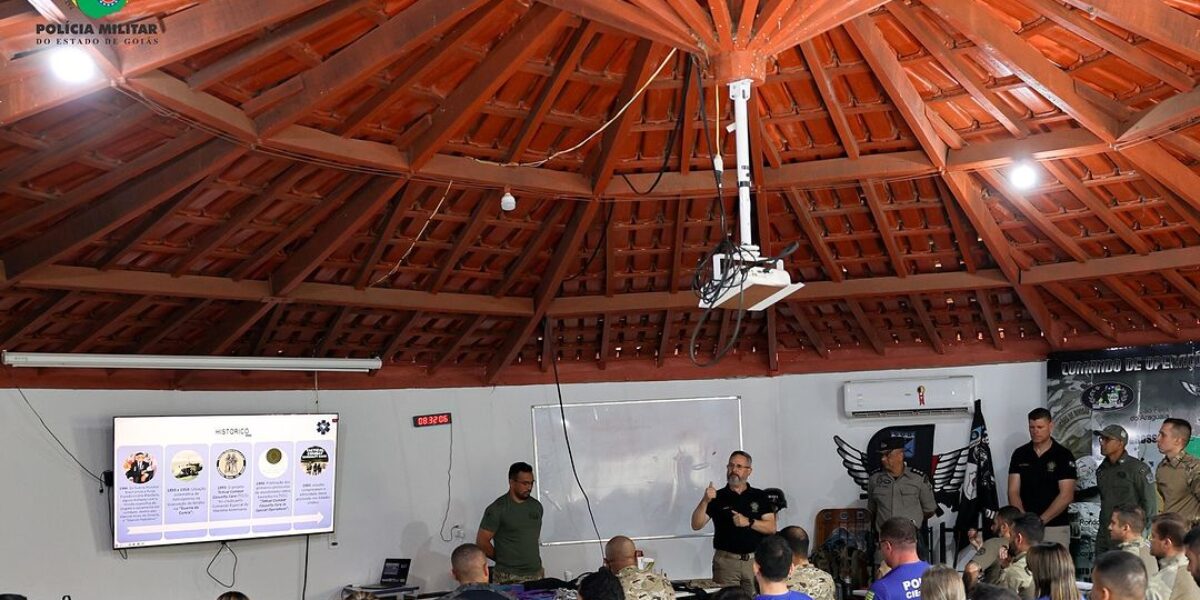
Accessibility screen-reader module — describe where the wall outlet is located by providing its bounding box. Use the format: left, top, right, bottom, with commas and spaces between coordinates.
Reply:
328, 533, 339, 549
450, 525, 465, 540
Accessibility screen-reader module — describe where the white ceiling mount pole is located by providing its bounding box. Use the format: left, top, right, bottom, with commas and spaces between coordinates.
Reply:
729, 78, 757, 257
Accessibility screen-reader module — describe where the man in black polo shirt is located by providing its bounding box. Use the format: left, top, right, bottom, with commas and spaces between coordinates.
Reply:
1008, 408, 1076, 549
691, 450, 778, 595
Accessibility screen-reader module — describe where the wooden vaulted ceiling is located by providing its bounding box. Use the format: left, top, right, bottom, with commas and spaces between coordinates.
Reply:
1, 0, 1200, 389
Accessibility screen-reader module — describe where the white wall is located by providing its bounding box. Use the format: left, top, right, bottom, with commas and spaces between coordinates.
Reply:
0, 361, 1046, 600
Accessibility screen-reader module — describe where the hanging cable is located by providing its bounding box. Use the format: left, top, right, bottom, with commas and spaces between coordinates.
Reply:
549, 330, 604, 560
206, 541, 238, 588
438, 419, 455, 542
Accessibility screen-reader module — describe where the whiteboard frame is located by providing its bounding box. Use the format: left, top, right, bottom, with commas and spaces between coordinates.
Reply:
531, 395, 743, 546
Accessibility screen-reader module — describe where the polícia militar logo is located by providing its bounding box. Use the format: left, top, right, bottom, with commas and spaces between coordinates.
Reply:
73, 0, 127, 19
1081, 382, 1134, 411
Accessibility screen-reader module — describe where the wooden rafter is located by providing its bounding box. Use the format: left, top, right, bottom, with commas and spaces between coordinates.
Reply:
354, 184, 427, 290
782, 190, 843, 282
628, 0, 701, 49
1164, 270, 1200, 311
506, 20, 598, 162
787, 303, 829, 358
939, 182, 980, 272
1100, 276, 1179, 337
0, 291, 75, 349
974, 290, 1003, 350
407, 4, 571, 171
1117, 142, 1200, 214
758, 0, 892, 56
0, 138, 245, 284
765, 306, 779, 372
136, 299, 212, 354
254, 0, 489, 138
665, 0, 719, 52
536, 0, 699, 51
1039, 161, 1151, 255
493, 202, 570, 298
799, 40, 859, 158
1041, 282, 1118, 342
66, 296, 156, 353
598, 313, 613, 369
541, 316, 554, 371
846, 300, 885, 355
1120, 87, 1200, 143
315, 306, 353, 357
885, 2, 1027, 138
657, 310, 677, 366
1059, 0, 1200, 65
430, 314, 486, 374
271, 177, 408, 296
844, 15, 948, 168
585, 39, 656, 195
428, 191, 495, 293
861, 181, 909, 277
976, 170, 1090, 263
379, 311, 424, 364
706, 0, 734, 50
922, 0, 1123, 143
191, 301, 277, 355
605, 204, 621, 296
0, 103, 147, 190
252, 304, 284, 356
669, 198, 688, 291
909, 295, 945, 354
97, 179, 208, 271
486, 200, 601, 383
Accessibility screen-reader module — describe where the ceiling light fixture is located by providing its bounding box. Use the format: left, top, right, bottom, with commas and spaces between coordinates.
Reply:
1, 352, 382, 372
500, 188, 516, 212
1009, 161, 1038, 190
48, 47, 96, 83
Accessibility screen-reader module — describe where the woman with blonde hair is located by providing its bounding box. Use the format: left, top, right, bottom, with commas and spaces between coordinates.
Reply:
1027, 542, 1082, 600
922, 565, 966, 600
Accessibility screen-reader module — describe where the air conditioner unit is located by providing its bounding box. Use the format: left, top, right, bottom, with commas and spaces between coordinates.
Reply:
843, 376, 975, 418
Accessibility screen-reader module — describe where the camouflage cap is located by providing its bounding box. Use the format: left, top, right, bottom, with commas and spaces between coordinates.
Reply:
1095, 424, 1128, 443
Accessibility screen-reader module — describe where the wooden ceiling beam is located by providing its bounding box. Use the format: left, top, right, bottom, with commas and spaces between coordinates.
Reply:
0, 291, 74, 349
947, 128, 1107, 171
254, 0, 489, 138
486, 200, 601, 383
735, 0, 760, 49
782, 190, 843, 282
669, 198, 688, 291
678, 56, 699, 175
191, 301, 277, 355
799, 41, 860, 158
339, 0, 510, 138
251, 304, 284, 356
428, 191, 496, 293
506, 20, 598, 162
1119, 87, 1200, 144
629, 0, 708, 50
68, 296, 157, 353
493, 202, 570, 298
97, 178, 208, 271
1058, 0, 1200, 65
314, 306, 353, 357
187, 0, 370, 91
938, 181, 980, 272
354, 184, 427, 290
1039, 161, 1151, 255
172, 165, 312, 276
885, 2, 1027, 138
605, 204, 620, 296
976, 170, 1090, 263
1025, 0, 1193, 93
407, 4, 571, 172
536, 0, 698, 51
1164, 270, 1200, 311
430, 314, 486, 374
787, 303, 829, 358
844, 15, 948, 168
0, 103, 147, 189
586, 39, 657, 195
846, 300, 886, 355
0, 138, 244, 284
909, 294, 945, 354
759, 0, 892, 56
597, 313, 613, 369
1023, 245, 1200, 285
664, 0, 719, 51
706, 0, 735, 50
861, 181, 908, 277
271, 177, 408, 296
379, 311, 424, 365
1100, 275, 1179, 337
765, 306, 779, 372
1041, 282, 1118, 342
922, 0, 1123, 143
974, 289, 1003, 350
135, 299, 212, 354
657, 309, 676, 367
1118, 142, 1200, 214
541, 316, 554, 371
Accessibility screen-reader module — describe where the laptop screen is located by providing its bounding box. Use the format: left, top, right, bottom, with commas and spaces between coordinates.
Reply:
381, 558, 411, 585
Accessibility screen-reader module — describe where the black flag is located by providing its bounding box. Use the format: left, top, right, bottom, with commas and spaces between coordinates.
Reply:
954, 399, 1000, 550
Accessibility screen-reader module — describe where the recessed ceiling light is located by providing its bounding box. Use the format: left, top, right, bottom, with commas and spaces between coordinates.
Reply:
49, 47, 96, 83
1009, 162, 1038, 190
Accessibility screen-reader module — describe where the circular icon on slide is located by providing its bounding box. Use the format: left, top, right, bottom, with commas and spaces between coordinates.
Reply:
258, 447, 287, 479
216, 449, 246, 479
171, 450, 204, 481
300, 446, 329, 476
123, 451, 156, 484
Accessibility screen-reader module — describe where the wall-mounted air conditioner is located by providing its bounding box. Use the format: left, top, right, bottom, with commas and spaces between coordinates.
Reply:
843, 376, 975, 418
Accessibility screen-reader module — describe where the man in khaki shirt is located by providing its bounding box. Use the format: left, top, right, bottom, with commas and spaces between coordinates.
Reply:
1149, 514, 1200, 600
1157, 419, 1200, 524
1111, 504, 1159, 577
780, 526, 834, 600
995, 513, 1043, 600
604, 536, 674, 600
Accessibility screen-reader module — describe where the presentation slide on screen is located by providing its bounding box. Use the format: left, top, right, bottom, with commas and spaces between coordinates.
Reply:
112, 414, 338, 549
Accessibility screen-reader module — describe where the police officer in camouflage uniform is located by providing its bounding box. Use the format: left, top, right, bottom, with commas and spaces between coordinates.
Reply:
1109, 504, 1159, 577
604, 536, 674, 600
1148, 513, 1200, 600
994, 513, 1043, 600
1096, 425, 1157, 556
780, 526, 834, 600
443, 543, 519, 600
868, 438, 937, 560
1157, 419, 1200, 524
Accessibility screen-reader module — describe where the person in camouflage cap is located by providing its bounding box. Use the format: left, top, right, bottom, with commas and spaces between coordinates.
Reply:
605, 536, 675, 600
779, 526, 834, 600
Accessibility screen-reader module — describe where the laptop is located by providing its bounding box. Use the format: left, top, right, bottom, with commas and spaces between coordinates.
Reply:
361, 558, 411, 590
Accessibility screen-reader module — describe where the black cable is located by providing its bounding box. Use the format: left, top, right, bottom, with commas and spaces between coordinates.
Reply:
438, 419, 455, 542
549, 333, 604, 560
619, 56, 692, 196
6, 372, 104, 485
301, 534, 311, 600
206, 541, 237, 588
562, 201, 615, 283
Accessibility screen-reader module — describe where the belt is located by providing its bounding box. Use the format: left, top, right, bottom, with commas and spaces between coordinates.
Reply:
716, 549, 753, 561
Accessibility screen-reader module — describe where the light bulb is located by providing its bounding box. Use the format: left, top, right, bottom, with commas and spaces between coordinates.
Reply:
1009, 162, 1038, 190
49, 47, 96, 83
500, 192, 516, 211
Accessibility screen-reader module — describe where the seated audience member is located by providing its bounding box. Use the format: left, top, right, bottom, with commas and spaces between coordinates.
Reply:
1148, 513, 1200, 600
1026, 543, 1081, 600
1111, 505, 1159, 577
922, 565, 966, 600
604, 536, 674, 600
714, 587, 756, 600
964, 562, 982, 595
217, 593, 249, 600
1184, 526, 1200, 587
964, 506, 1025, 586
866, 517, 931, 600
780, 526, 835, 600
445, 543, 517, 600
0, 595, 29, 600
969, 584, 1020, 600
994, 514, 1043, 600
1091, 551, 1149, 600
754, 535, 813, 600
579, 569, 626, 600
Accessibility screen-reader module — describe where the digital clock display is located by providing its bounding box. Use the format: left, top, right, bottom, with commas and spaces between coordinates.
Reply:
412, 412, 452, 427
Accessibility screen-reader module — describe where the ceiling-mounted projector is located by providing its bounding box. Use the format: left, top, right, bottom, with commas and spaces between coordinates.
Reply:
699, 248, 805, 311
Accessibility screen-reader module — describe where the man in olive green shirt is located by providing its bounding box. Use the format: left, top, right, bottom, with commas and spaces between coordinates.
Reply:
1157, 419, 1200, 524
478, 462, 544, 583
1095, 424, 1156, 555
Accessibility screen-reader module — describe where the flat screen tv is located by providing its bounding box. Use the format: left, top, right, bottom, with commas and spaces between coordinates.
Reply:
112, 414, 338, 549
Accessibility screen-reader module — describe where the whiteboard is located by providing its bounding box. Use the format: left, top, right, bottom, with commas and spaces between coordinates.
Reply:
532, 396, 743, 545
